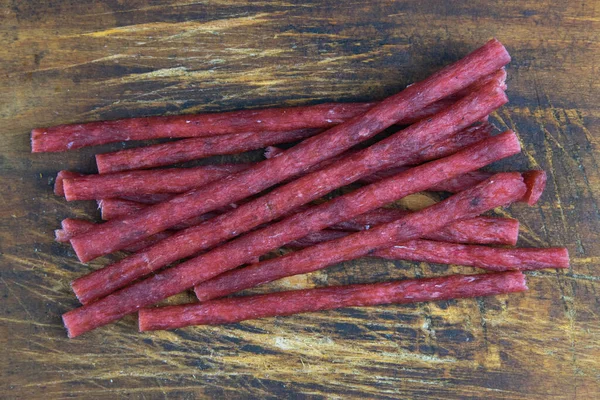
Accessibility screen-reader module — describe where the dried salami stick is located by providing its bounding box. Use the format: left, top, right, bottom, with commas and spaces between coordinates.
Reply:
421, 170, 494, 193
141, 272, 527, 330
95, 128, 320, 174
62, 131, 520, 337
117, 233, 176, 253
71, 85, 509, 304
288, 234, 567, 267
69, 40, 511, 262
286, 230, 350, 248
62, 164, 251, 201
191, 172, 526, 302
372, 241, 569, 271
99, 199, 234, 230
31, 103, 372, 153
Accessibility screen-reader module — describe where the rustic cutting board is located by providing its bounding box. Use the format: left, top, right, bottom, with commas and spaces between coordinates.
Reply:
1, 1, 599, 398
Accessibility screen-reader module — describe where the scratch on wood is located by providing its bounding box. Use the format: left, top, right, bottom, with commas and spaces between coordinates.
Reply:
81, 13, 279, 39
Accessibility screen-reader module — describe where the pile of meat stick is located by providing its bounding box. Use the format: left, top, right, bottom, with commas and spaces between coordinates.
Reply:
32, 39, 569, 338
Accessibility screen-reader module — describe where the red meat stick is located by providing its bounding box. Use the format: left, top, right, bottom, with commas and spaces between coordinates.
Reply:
61, 163, 250, 201
95, 128, 319, 174
94, 73, 502, 174
287, 235, 568, 272
372, 241, 569, 271
191, 171, 526, 303
264, 119, 492, 163
69, 40, 511, 262
62, 131, 520, 337
70, 84, 509, 304
116, 192, 247, 206
142, 272, 527, 330
31, 103, 372, 152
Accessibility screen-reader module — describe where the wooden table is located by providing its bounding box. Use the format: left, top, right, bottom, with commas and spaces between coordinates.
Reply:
2, 1, 599, 398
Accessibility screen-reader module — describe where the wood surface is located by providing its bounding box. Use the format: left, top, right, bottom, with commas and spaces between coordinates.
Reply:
1, 0, 599, 398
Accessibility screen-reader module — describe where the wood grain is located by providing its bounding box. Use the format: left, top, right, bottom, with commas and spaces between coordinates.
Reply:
1, 0, 599, 398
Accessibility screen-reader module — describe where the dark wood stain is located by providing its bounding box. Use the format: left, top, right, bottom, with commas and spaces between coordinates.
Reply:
1, 0, 599, 398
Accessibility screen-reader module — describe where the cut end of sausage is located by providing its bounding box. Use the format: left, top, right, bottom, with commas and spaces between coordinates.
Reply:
70, 280, 89, 305
70, 237, 94, 263
30, 128, 46, 153
504, 270, 528, 292
550, 247, 571, 269
521, 170, 547, 205
54, 171, 84, 196
505, 218, 521, 246
138, 309, 152, 332
488, 38, 511, 64
62, 311, 80, 339
63, 179, 77, 201
556, 247, 571, 269
95, 154, 109, 174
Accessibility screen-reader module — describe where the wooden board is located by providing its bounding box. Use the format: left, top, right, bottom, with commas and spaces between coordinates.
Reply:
1, 0, 599, 398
